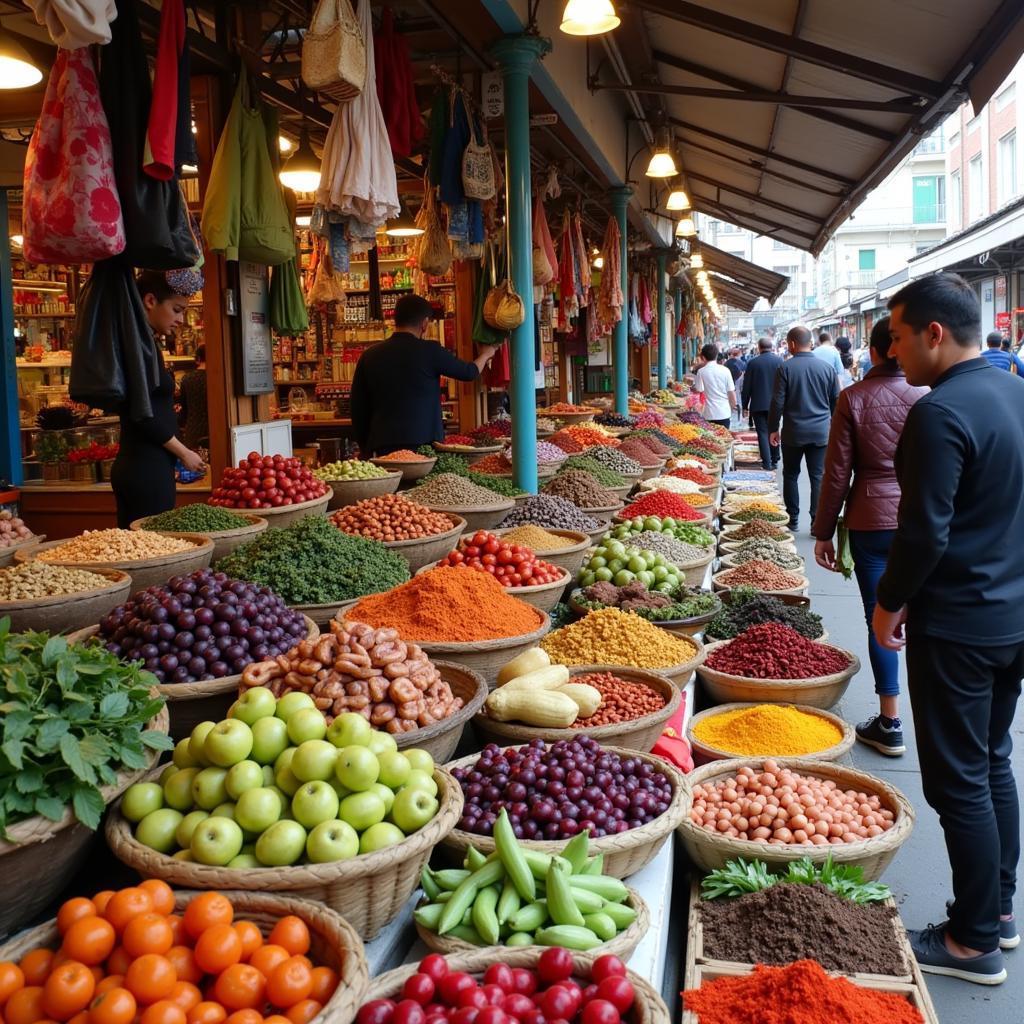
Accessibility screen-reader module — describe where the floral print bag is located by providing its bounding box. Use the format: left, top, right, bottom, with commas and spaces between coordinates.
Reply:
23, 47, 125, 264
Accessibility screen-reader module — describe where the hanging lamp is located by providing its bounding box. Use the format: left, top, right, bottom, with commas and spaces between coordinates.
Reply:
0, 33, 42, 89
385, 200, 423, 237
689, 253, 704, 269
645, 128, 677, 178
675, 216, 696, 237
279, 127, 321, 192
665, 188, 690, 211
560, 0, 620, 36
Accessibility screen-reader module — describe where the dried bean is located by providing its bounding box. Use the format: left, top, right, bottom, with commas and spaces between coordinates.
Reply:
706, 623, 850, 678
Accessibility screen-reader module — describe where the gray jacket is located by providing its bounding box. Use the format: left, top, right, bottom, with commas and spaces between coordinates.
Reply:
768, 352, 840, 446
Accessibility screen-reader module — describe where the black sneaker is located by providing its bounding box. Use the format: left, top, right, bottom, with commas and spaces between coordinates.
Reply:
787, 519, 798, 531
909, 922, 1006, 985
855, 715, 906, 756
945, 901, 1020, 950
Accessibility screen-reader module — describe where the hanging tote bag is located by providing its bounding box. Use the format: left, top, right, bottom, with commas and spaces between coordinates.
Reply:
483, 238, 525, 331
23, 47, 125, 264
418, 187, 452, 276
462, 115, 495, 201
302, 0, 366, 103
532, 194, 557, 286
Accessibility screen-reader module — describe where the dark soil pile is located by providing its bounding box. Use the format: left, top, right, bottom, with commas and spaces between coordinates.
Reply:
699, 883, 908, 976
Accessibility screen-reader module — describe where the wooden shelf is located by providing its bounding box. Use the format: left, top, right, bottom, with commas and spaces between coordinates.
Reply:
15, 312, 75, 319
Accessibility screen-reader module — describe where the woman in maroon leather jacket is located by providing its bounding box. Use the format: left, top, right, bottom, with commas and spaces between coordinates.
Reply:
812, 317, 927, 756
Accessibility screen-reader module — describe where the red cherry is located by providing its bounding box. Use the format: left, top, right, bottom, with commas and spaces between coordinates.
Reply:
509, 971, 536, 998
594, 979, 633, 1015
359, 1001, 396, 1024
589, 957, 626, 985
403, 975, 437, 1006
579, 1001, 619, 1024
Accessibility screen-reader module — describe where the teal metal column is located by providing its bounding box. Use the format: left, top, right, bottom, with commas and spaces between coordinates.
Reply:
0, 190, 20, 485
656, 252, 668, 390
610, 186, 632, 415
491, 34, 551, 494
674, 289, 684, 381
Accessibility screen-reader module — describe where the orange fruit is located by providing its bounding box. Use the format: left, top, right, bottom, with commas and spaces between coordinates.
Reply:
56, 903, 97, 938
87, 988, 135, 1024
103, 891, 153, 937
42, 963, 95, 1022
122, 916, 173, 960
19, 953, 54, 988
123, 957, 177, 1007
181, 897, 232, 942
265, 921, 308, 959
62, 920, 115, 968
192, 927, 241, 978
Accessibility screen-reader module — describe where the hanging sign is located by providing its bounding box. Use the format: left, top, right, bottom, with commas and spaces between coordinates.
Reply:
996, 311, 1011, 331
238, 262, 274, 395
481, 71, 504, 119
530, 114, 559, 127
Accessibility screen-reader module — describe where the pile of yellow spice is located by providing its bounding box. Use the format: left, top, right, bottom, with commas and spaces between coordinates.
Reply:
692, 703, 843, 756
500, 526, 575, 552
541, 607, 698, 668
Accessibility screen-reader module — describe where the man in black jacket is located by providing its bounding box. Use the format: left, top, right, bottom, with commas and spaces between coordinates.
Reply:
768, 326, 839, 529
875, 272, 1024, 986
741, 337, 784, 469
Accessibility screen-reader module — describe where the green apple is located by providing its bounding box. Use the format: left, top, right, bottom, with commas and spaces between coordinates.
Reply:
291, 780, 340, 829
188, 721, 217, 766
191, 815, 244, 866
251, 716, 290, 765
225, 759, 264, 800
390, 786, 438, 834
370, 782, 396, 815
376, 751, 412, 790
230, 686, 278, 725
292, 740, 339, 783
135, 808, 184, 853
335, 746, 379, 792
403, 769, 438, 797
329, 778, 352, 801
212, 801, 237, 821
275, 691, 316, 722
173, 849, 195, 862
122, 782, 164, 823
287, 708, 327, 745
366, 731, 398, 757
262, 765, 276, 786
158, 763, 178, 786
227, 853, 262, 869
255, 819, 307, 866
235, 787, 283, 833
192, 766, 230, 810
172, 737, 197, 770
404, 749, 435, 775
176, 809, 210, 848
163, 767, 200, 812
359, 821, 405, 854
274, 748, 301, 796
204, 719, 254, 768
306, 819, 359, 863
339, 790, 386, 831
326, 712, 372, 749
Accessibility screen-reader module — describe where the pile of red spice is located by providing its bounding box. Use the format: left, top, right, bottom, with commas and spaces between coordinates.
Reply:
549, 431, 586, 454
683, 959, 924, 1024
469, 420, 512, 442
667, 466, 717, 486
621, 491, 708, 521
617, 439, 662, 466
629, 433, 671, 457
705, 622, 851, 679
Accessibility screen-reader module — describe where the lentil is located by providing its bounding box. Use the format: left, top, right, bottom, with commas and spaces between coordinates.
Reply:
541, 606, 698, 668
406, 472, 511, 507
500, 525, 575, 552
666, 466, 717, 486
511, 441, 568, 464
547, 431, 585, 454
631, 530, 711, 566
679, 492, 715, 508
569, 671, 666, 726
705, 588, 824, 641
0, 561, 113, 601
374, 449, 433, 462
627, 430, 675, 455
693, 703, 843, 756
557, 455, 627, 488
716, 560, 805, 590
621, 492, 707, 521
329, 493, 456, 541
587, 445, 643, 475
313, 458, 391, 480
706, 622, 850, 678
724, 519, 791, 542
141, 504, 253, 533
498, 495, 601, 532
38, 529, 199, 563
542, 470, 618, 507
728, 539, 804, 570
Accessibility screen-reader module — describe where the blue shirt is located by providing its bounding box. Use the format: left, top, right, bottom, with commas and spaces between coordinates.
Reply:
981, 348, 1024, 374
812, 344, 844, 375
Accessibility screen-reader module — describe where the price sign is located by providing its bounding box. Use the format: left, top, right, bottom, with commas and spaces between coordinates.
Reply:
238, 262, 274, 395
481, 71, 503, 119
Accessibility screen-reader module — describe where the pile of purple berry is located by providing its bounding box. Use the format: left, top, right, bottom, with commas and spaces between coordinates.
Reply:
97, 569, 307, 684
452, 737, 674, 840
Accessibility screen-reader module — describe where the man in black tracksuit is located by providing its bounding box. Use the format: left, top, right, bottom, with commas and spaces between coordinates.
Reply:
875, 272, 1024, 986
741, 337, 784, 469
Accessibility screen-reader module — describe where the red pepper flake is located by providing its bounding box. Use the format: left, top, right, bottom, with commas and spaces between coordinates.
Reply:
621, 491, 708, 521
706, 622, 850, 678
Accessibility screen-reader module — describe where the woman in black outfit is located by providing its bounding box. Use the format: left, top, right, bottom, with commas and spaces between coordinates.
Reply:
111, 270, 206, 527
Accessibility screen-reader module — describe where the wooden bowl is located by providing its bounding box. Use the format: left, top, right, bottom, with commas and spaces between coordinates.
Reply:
251, 493, 331, 527
370, 456, 437, 481
132, 512, 268, 562
380, 514, 468, 573
538, 410, 599, 424
323, 471, 402, 510
0, 535, 41, 568
0, 567, 132, 634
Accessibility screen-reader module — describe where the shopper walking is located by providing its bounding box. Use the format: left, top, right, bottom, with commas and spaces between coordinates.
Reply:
874, 272, 1024, 986
812, 330, 844, 376
351, 294, 499, 456
812, 317, 926, 755
693, 343, 736, 427
741, 337, 784, 470
768, 326, 840, 530
981, 330, 1024, 373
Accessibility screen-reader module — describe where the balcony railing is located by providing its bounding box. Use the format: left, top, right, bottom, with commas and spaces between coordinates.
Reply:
912, 134, 946, 156
913, 202, 946, 224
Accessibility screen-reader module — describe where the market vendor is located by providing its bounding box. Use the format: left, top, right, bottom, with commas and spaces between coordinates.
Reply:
350, 294, 500, 456
110, 270, 207, 528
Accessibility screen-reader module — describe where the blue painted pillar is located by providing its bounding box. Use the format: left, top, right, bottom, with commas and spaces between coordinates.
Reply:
656, 251, 668, 390
0, 190, 20, 485
610, 186, 632, 415
674, 289, 684, 381
490, 34, 551, 494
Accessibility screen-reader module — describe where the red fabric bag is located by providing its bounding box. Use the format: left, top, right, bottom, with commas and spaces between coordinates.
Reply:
23, 47, 124, 264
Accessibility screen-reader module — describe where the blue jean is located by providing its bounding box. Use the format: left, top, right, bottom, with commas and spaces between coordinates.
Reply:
848, 528, 900, 696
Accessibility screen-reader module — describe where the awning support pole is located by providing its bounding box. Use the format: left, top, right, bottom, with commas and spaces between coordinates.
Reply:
611, 186, 632, 415
656, 251, 668, 390
674, 288, 684, 382
0, 189, 20, 486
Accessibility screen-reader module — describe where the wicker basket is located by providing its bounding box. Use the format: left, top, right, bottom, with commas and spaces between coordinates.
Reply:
718, 552, 806, 573
433, 443, 503, 465
580, 501, 625, 525
473, 666, 680, 753
17, 534, 215, 594
586, 522, 612, 543
538, 410, 598, 424
566, 593, 722, 638
711, 569, 809, 597
677, 757, 915, 880
380, 514, 467, 574
720, 511, 789, 527
0, 889, 368, 1024
0, 535, 41, 568
0, 701, 169, 938
0, 567, 131, 634
440, 745, 686, 879
289, 598, 359, 629
370, 456, 436, 481
719, 523, 793, 544
252, 493, 331, 528
132, 513, 268, 563
687, 702, 855, 764
637, 464, 663, 481
324, 472, 402, 510
488, 528, 591, 577
393, 661, 488, 763
420, 500, 516, 535
614, 512, 713, 533
718, 537, 797, 555
106, 767, 463, 941
414, 564, 570, 614
415, 885, 650, 961
677, 550, 716, 587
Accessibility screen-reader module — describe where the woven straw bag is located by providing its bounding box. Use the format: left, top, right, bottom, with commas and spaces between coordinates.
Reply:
301, 0, 366, 103
418, 189, 452, 276
462, 117, 495, 201
483, 241, 524, 331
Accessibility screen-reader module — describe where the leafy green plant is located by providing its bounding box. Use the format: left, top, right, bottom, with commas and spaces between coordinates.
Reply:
701, 855, 891, 904
700, 857, 778, 900
34, 431, 69, 465
0, 619, 172, 835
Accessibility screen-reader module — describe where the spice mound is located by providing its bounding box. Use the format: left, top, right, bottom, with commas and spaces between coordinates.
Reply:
557, 455, 627, 488
631, 530, 711, 566
407, 472, 511, 507
0, 561, 114, 601
715, 560, 804, 591
617, 439, 661, 466
348, 565, 545, 642
705, 588, 824, 641
699, 883, 907, 976
498, 495, 601, 532
241, 619, 463, 731
683, 959, 923, 1024
693, 704, 843, 756
621, 492, 707, 522
141, 504, 253, 533
587, 446, 643, 475
313, 458, 391, 480
542, 470, 618, 508
575, 581, 721, 622
375, 449, 433, 462
706, 623, 850, 678
726, 539, 804, 570
38, 528, 199, 562
500, 525, 576, 552
542, 607, 698, 668
725, 519, 791, 541
569, 671, 666, 727
329, 493, 455, 541
638, 476, 701, 494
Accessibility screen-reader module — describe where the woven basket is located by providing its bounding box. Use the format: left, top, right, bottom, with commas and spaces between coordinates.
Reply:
696, 639, 859, 710
106, 767, 463, 941
677, 757, 915, 880
718, 552, 806, 573
132, 513, 268, 563
0, 700, 169, 938
566, 593, 722, 638
370, 456, 436, 482
0, 567, 131, 634
433, 444, 504, 465
720, 511, 789, 527
538, 410, 598, 424
17, 534, 215, 594
414, 885, 650, 961
719, 523, 793, 544
586, 522, 612, 543
420, 500, 516, 535
678, 550, 716, 587
414, 564, 570, 614
252, 493, 331, 528
473, 666, 680, 753
380, 514, 467, 574
0, 889, 368, 1024
687, 702, 855, 764
440, 745, 686, 878
711, 569, 808, 597
580, 501, 625, 525
614, 512, 713, 532
637, 465, 662, 481
289, 598, 359, 629
488, 528, 591, 576
325, 472, 402, 510
0, 535, 41, 568
718, 537, 797, 555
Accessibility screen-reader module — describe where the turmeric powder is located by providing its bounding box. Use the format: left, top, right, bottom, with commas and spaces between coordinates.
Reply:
541, 607, 698, 668
692, 703, 843, 756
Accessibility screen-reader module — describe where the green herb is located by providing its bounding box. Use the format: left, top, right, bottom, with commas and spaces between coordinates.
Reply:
0, 618, 172, 836
143, 504, 251, 533
418, 450, 525, 497
34, 431, 70, 465
701, 857, 778, 900
701, 855, 892, 904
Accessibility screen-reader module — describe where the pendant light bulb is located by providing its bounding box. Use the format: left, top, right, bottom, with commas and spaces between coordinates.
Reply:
646, 128, 677, 178
593, 255, 605, 269
690, 253, 704, 269
279, 127, 321, 193
675, 216, 696, 237
0, 34, 42, 89
385, 200, 424, 237
560, 0, 620, 36
665, 189, 690, 211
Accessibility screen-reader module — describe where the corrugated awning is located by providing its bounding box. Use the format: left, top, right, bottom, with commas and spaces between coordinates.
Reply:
693, 241, 790, 312
604, 0, 1024, 254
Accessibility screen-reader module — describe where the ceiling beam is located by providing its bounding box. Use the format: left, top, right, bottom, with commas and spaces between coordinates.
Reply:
627, 0, 945, 99
687, 170, 824, 224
